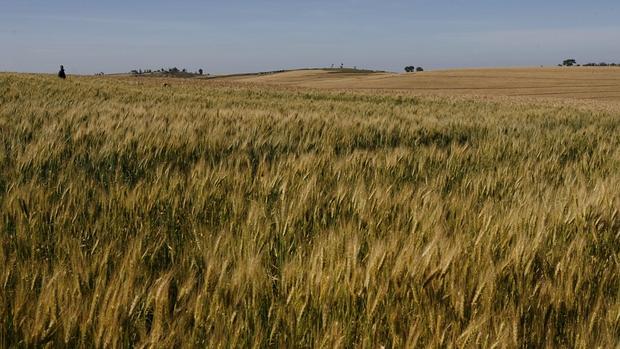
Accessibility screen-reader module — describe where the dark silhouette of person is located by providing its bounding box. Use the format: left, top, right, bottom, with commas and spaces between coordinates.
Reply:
58, 65, 66, 79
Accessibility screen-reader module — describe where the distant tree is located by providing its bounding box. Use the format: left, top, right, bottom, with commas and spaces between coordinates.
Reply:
562, 59, 577, 66
182, 68, 187, 73
404, 66, 415, 73
198, 69, 203, 75
416, 67, 424, 72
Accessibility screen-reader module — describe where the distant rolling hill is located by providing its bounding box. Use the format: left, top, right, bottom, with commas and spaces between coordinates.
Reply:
213, 67, 620, 102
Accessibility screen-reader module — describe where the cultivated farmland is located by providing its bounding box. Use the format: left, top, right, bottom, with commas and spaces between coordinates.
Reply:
0, 72, 619, 347
223, 67, 620, 102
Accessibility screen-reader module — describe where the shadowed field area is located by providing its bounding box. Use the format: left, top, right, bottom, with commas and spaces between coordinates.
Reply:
0, 73, 619, 347
218, 67, 620, 102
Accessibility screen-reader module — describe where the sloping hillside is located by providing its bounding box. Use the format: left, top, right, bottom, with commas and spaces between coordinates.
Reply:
216, 67, 620, 101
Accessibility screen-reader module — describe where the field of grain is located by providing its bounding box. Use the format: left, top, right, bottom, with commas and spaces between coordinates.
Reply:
1, 73, 619, 347
224, 67, 620, 102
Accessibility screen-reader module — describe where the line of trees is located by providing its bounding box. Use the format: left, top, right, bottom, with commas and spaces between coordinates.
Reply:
405, 66, 423, 73
559, 59, 620, 67
130, 68, 206, 75
582, 62, 620, 67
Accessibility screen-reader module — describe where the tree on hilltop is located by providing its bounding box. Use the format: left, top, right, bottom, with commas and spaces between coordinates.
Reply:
562, 59, 577, 66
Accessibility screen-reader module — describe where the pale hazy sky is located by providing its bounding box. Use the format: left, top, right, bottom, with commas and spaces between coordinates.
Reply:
1, 0, 619, 74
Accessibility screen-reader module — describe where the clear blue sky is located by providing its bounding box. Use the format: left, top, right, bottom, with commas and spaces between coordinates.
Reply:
1, 0, 619, 74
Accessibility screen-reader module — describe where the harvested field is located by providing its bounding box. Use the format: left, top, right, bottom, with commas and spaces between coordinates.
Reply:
220, 67, 620, 102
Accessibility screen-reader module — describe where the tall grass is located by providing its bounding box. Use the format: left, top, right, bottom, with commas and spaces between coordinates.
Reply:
0, 73, 619, 347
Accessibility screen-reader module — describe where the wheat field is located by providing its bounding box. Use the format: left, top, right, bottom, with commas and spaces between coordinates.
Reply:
1, 73, 619, 348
